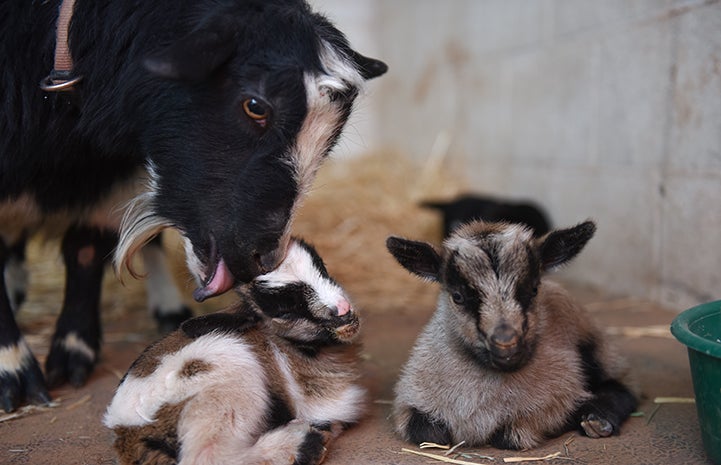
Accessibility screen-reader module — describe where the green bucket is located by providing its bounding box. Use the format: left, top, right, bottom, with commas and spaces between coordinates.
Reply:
671, 300, 721, 465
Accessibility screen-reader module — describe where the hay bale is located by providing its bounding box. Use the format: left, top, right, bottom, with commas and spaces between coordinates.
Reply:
293, 151, 467, 313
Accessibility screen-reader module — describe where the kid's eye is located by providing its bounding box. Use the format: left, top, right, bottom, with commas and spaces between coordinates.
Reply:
451, 291, 465, 305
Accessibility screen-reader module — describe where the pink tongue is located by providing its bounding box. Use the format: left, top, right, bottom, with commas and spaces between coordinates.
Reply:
193, 258, 235, 302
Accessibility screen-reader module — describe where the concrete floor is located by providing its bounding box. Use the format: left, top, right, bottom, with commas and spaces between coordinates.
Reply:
0, 277, 711, 465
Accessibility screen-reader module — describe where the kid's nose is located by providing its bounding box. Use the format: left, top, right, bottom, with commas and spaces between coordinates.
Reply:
336, 298, 351, 316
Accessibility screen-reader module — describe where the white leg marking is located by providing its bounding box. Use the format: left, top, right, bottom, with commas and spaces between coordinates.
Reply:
142, 242, 185, 316
63, 332, 96, 362
0, 340, 34, 374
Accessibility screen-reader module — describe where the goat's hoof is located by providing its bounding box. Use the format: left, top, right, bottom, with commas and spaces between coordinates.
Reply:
154, 305, 194, 334
0, 347, 51, 413
581, 413, 614, 438
44, 333, 97, 389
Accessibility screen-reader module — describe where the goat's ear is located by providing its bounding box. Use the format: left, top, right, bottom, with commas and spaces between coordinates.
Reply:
386, 236, 442, 282
538, 220, 596, 270
144, 15, 236, 81
349, 50, 388, 80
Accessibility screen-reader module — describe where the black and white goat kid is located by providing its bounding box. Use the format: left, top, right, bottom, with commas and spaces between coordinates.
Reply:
386, 220, 638, 450
0, 0, 386, 412
104, 238, 364, 465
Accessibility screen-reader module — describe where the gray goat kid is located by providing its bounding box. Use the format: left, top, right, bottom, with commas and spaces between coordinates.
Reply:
104, 238, 364, 465
386, 220, 638, 450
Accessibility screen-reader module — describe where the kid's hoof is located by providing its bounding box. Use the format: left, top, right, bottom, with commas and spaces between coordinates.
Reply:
581, 413, 614, 438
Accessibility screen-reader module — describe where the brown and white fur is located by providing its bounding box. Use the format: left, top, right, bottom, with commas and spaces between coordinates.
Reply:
103, 238, 365, 465
386, 220, 638, 450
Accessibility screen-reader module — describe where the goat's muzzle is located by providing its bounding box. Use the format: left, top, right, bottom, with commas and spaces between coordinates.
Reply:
332, 311, 360, 342
488, 325, 526, 372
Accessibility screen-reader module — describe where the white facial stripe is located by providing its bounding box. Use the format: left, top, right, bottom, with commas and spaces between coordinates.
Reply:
290, 73, 344, 199
317, 41, 365, 91
256, 242, 346, 309
266, 45, 366, 268
103, 334, 265, 428
288, 43, 365, 197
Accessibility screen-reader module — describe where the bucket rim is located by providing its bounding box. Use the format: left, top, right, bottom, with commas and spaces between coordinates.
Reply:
671, 300, 721, 358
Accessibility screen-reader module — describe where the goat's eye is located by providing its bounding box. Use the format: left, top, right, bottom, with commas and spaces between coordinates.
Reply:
242, 98, 269, 125
451, 291, 465, 305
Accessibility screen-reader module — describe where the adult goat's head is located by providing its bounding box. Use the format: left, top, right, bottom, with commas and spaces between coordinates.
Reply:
115, 0, 386, 300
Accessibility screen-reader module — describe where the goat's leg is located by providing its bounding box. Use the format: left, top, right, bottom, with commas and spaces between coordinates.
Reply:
399, 406, 452, 446
112, 425, 179, 465
176, 421, 329, 465
0, 239, 50, 412
142, 233, 192, 334
3, 231, 28, 313
45, 225, 116, 388
236, 421, 329, 465
575, 379, 638, 438
573, 340, 639, 438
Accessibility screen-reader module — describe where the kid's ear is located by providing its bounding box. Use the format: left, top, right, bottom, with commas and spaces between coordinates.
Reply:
538, 220, 596, 270
181, 311, 260, 339
386, 236, 442, 282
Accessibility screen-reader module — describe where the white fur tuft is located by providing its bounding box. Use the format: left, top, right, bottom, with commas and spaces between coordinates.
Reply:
103, 333, 265, 428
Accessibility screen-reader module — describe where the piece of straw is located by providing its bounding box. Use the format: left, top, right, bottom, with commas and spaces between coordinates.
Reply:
402, 448, 490, 465
503, 452, 562, 463
446, 441, 467, 456
0, 401, 61, 423
605, 325, 672, 338
420, 442, 451, 450
646, 397, 696, 425
64, 394, 92, 411
654, 397, 695, 404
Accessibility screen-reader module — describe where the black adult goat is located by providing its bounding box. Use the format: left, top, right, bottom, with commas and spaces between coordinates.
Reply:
0, 0, 386, 413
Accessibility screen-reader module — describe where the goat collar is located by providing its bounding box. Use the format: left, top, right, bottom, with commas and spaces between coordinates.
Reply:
40, 0, 83, 92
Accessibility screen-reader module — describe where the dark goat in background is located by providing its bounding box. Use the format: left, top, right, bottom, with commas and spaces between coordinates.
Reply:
0, 0, 386, 413
421, 194, 552, 238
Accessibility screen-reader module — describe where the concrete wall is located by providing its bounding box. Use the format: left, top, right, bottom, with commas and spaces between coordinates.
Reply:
313, 0, 721, 311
